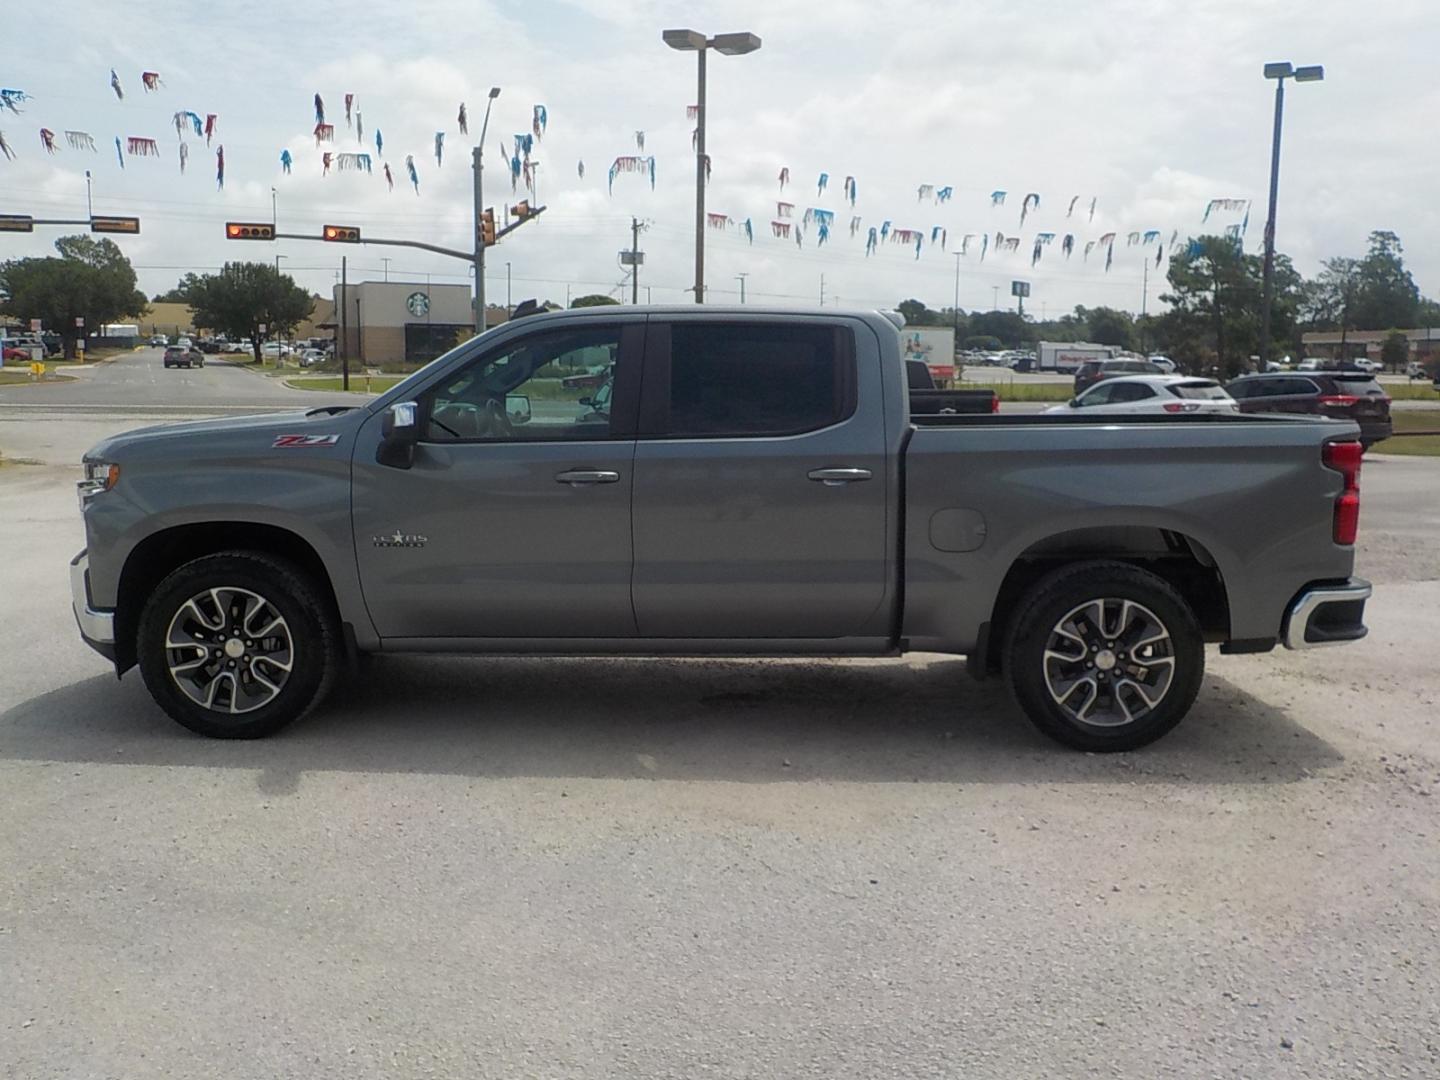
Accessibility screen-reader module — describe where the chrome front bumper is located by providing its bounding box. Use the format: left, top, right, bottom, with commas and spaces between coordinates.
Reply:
70, 550, 115, 646
1282, 579, 1371, 650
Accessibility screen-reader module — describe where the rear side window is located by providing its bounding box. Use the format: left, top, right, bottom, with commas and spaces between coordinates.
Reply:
1328, 374, 1384, 395
655, 322, 855, 437
1107, 382, 1155, 402
1168, 381, 1228, 400
1279, 377, 1320, 396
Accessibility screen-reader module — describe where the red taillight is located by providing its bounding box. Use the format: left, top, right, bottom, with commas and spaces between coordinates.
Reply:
991, 394, 1001, 413
1317, 394, 1360, 407
1162, 402, 1200, 413
1323, 440, 1363, 544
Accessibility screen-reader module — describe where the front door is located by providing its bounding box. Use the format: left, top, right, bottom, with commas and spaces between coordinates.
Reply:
352, 321, 643, 640
629, 318, 891, 639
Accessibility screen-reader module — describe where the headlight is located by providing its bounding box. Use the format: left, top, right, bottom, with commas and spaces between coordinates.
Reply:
77, 461, 120, 508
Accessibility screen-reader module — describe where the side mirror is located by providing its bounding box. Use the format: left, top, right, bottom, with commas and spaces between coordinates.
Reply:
1068, 398, 1080, 408
377, 400, 419, 469
506, 393, 532, 425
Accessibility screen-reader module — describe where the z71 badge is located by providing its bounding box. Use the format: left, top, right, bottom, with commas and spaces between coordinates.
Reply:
272, 434, 341, 448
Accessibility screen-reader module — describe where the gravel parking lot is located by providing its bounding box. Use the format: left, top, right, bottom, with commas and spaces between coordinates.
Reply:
2, 409, 1437, 1078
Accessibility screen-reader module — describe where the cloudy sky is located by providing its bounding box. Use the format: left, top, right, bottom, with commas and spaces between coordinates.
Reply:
4, 0, 1436, 319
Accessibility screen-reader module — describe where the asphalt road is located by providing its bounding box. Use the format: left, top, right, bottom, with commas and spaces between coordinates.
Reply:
0, 347, 348, 411
2, 400, 1439, 1077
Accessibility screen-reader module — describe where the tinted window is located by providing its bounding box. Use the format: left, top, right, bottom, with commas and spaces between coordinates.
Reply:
1077, 383, 1117, 406
662, 323, 854, 437
1168, 380, 1228, 400
422, 326, 623, 441
1226, 380, 1256, 399
1278, 377, 1320, 396
1327, 374, 1384, 395
1108, 382, 1155, 402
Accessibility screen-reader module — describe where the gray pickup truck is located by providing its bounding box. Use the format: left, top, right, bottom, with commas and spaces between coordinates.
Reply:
71, 307, 1371, 751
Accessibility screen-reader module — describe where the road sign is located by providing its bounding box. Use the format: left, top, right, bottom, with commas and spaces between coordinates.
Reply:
619, 251, 644, 266
91, 216, 141, 234
74, 316, 85, 328
258, 324, 267, 334
1011, 280, 1031, 298
29, 319, 41, 332
0, 214, 35, 233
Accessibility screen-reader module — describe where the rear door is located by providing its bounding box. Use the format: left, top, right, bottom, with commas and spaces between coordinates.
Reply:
628, 317, 890, 639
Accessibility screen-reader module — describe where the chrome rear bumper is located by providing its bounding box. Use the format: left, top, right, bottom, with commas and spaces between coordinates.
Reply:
1282, 579, 1371, 650
70, 550, 116, 648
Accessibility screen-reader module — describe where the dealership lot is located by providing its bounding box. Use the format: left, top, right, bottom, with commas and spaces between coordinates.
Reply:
2, 393, 1438, 1077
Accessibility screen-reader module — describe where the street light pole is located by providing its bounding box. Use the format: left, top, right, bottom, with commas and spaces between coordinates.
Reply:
952, 252, 962, 355
1259, 61, 1323, 368
663, 28, 761, 305
472, 86, 501, 335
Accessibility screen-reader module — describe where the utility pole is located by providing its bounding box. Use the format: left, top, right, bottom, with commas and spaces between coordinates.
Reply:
735, 272, 747, 304
819, 273, 826, 307
1141, 259, 1149, 353
952, 252, 962, 357
632, 216, 641, 304
381, 257, 391, 282
339, 255, 349, 392
506, 262, 512, 312
472, 86, 501, 335
991, 285, 1000, 310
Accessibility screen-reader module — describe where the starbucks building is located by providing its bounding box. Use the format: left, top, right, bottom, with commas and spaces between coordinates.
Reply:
331, 280, 486, 367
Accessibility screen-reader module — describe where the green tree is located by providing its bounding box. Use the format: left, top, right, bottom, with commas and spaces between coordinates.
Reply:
0, 235, 146, 358
1353, 231, 1420, 330
1081, 306, 1136, 350
1380, 330, 1408, 372
962, 334, 1001, 351
570, 294, 620, 308
1158, 236, 1300, 376
1300, 256, 1362, 358
897, 298, 950, 326
184, 262, 313, 363
152, 273, 203, 304
968, 310, 1030, 348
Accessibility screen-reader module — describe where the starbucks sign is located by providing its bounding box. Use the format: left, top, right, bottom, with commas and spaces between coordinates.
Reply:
406, 291, 431, 318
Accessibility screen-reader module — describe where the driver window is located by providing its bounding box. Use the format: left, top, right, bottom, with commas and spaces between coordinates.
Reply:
422, 326, 622, 441
1078, 384, 1114, 406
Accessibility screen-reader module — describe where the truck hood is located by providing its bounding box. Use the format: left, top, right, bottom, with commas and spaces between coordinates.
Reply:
83, 406, 366, 461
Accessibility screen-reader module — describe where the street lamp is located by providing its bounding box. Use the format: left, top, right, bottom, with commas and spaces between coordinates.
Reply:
1258, 60, 1323, 366
663, 28, 761, 304
471, 85, 501, 334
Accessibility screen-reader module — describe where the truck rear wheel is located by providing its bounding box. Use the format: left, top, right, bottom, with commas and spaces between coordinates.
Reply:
1004, 561, 1204, 751
136, 552, 342, 738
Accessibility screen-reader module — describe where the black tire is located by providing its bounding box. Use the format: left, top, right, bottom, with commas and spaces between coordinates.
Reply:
136, 552, 342, 738
1003, 560, 1204, 752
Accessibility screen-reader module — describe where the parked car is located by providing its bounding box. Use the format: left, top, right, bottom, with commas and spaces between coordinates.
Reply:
1046, 375, 1238, 416
71, 307, 1371, 753
1147, 355, 1177, 374
299, 349, 327, 368
2, 344, 32, 362
1296, 358, 1324, 372
1073, 357, 1165, 395
560, 368, 608, 391
149, 335, 169, 347
1225, 372, 1392, 449
162, 345, 199, 369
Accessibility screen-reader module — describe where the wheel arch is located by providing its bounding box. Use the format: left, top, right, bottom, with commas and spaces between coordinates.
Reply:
975, 526, 1231, 678
114, 522, 341, 674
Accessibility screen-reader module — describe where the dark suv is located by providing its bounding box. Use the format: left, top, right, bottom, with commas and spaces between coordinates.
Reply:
1074, 358, 1163, 395
1225, 372, 1392, 449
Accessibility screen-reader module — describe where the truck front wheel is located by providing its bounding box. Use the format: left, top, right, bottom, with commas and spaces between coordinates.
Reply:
136, 552, 342, 738
1004, 561, 1204, 752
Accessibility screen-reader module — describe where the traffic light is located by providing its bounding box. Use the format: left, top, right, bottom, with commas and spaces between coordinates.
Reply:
90, 216, 141, 235
480, 208, 495, 247
509, 200, 534, 221
322, 224, 361, 243
225, 222, 275, 241
0, 214, 34, 233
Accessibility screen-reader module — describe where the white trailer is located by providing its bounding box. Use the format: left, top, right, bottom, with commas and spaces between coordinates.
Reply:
1038, 341, 1121, 373
901, 326, 957, 381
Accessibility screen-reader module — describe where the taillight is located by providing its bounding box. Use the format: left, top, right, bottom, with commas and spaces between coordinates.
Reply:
1323, 440, 1363, 544
1317, 394, 1360, 407
1162, 402, 1200, 413
991, 394, 1001, 414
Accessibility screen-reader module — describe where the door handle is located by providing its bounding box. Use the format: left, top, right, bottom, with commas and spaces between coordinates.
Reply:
807, 467, 873, 486
555, 469, 620, 486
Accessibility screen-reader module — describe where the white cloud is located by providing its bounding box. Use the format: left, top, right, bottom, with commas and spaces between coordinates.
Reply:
3, 0, 1435, 318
